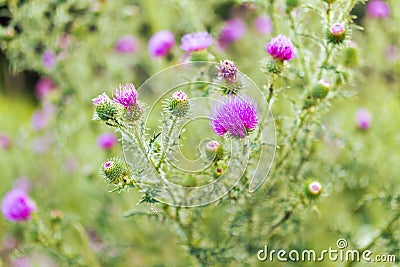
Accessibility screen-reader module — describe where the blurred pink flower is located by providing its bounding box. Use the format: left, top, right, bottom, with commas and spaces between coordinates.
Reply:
115, 35, 139, 53
42, 49, 56, 69
385, 45, 399, 62
180, 32, 213, 52
218, 18, 247, 50
254, 15, 273, 35
97, 133, 118, 149
11, 253, 57, 267
356, 109, 371, 130
0, 133, 11, 149
35, 77, 56, 99
1, 189, 36, 222
31, 110, 48, 130
148, 30, 175, 58
366, 0, 390, 18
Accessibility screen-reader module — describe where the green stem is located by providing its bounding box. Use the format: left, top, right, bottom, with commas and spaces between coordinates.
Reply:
156, 116, 178, 170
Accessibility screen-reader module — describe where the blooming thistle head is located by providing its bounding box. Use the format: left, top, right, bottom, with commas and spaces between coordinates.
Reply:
210, 95, 259, 138
1, 189, 36, 222
366, 0, 390, 18
113, 83, 143, 122
327, 22, 346, 44
100, 158, 132, 187
114, 35, 139, 53
205, 140, 223, 161
181, 32, 213, 63
266, 35, 296, 62
356, 109, 371, 130
92, 93, 119, 122
166, 90, 190, 117
148, 30, 175, 58
305, 181, 322, 198
217, 18, 247, 50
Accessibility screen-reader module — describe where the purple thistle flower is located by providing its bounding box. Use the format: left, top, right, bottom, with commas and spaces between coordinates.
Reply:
266, 35, 296, 61
148, 30, 175, 58
366, 0, 390, 18
254, 15, 273, 35
356, 109, 371, 130
180, 32, 213, 52
210, 95, 259, 138
97, 133, 118, 149
218, 18, 247, 50
42, 49, 56, 69
115, 35, 139, 53
1, 189, 36, 222
113, 83, 138, 110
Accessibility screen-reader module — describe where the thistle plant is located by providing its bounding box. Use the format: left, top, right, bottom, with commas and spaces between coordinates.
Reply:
1, 0, 400, 266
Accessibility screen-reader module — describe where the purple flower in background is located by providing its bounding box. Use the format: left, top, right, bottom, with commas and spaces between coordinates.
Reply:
35, 77, 56, 99
148, 30, 175, 57
113, 83, 138, 110
180, 32, 213, 52
1, 189, 36, 222
254, 15, 273, 35
366, 0, 390, 18
42, 49, 56, 69
11, 252, 57, 267
266, 35, 296, 61
210, 95, 258, 138
0, 133, 11, 149
356, 109, 371, 130
31, 110, 49, 130
97, 133, 118, 149
218, 18, 247, 49
115, 35, 139, 53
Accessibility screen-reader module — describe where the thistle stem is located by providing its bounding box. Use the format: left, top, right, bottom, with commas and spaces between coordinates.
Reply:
156, 116, 178, 170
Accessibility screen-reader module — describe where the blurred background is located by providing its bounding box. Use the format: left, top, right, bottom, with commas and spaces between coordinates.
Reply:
0, 0, 399, 266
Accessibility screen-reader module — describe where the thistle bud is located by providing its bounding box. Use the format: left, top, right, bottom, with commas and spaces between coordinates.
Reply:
50, 209, 63, 223
305, 181, 322, 198
264, 59, 284, 74
218, 60, 241, 95
343, 41, 358, 68
182, 176, 197, 187
205, 141, 223, 161
311, 79, 330, 99
100, 158, 132, 186
327, 22, 346, 44
92, 93, 119, 122
167, 90, 190, 117
303, 95, 317, 109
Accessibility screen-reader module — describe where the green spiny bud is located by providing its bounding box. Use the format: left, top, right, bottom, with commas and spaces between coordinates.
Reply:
92, 93, 119, 122
182, 176, 197, 187
343, 41, 358, 68
190, 50, 209, 63
100, 158, 132, 186
205, 141, 223, 161
167, 90, 190, 117
305, 180, 322, 198
303, 95, 317, 109
327, 22, 346, 45
311, 79, 330, 99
